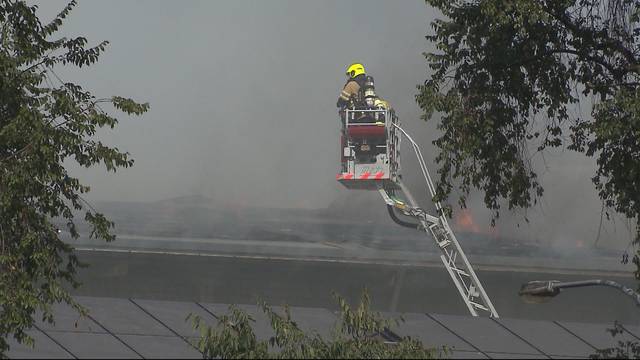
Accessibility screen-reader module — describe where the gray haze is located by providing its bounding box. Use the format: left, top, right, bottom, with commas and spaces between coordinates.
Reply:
34, 1, 633, 251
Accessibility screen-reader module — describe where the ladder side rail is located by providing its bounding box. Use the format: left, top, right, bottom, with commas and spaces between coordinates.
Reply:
403, 179, 497, 317
380, 183, 491, 317
440, 219, 499, 317
440, 253, 479, 316
393, 125, 499, 318
396, 180, 483, 316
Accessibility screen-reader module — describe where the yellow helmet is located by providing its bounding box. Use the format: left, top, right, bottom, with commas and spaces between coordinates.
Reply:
346, 63, 366, 78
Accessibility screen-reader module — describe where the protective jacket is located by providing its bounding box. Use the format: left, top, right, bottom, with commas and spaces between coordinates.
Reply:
336, 74, 366, 108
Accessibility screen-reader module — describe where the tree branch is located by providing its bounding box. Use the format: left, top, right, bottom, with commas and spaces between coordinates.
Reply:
542, 2, 639, 73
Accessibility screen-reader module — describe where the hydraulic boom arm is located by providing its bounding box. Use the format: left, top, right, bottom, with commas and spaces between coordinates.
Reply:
379, 124, 499, 318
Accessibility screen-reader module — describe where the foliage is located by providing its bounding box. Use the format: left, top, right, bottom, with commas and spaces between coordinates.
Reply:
0, 0, 148, 355
190, 291, 445, 359
418, 0, 640, 243
590, 321, 640, 359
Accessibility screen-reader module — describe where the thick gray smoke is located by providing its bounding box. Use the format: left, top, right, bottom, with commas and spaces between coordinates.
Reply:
34, 0, 633, 252
35, 0, 431, 205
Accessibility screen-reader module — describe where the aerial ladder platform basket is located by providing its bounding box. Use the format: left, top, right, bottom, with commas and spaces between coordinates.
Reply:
337, 107, 499, 318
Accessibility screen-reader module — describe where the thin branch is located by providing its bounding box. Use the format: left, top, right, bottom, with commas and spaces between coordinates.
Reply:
595, 200, 606, 248
542, 2, 639, 70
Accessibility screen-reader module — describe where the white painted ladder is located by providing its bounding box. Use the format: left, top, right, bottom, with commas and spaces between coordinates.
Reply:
378, 124, 499, 318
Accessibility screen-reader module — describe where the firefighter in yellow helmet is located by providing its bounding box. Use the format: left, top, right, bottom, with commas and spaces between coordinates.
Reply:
337, 63, 367, 109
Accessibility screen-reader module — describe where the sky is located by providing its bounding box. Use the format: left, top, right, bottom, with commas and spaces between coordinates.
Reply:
32, 0, 634, 250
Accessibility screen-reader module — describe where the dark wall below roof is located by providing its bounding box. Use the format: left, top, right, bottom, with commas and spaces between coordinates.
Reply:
67, 250, 640, 324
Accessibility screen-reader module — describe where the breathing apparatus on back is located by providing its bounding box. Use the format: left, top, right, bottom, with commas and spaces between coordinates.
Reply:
362, 75, 377, 108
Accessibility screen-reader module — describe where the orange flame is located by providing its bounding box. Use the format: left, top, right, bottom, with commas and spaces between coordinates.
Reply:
454, 209, 499, 239
456, 209, 481, 233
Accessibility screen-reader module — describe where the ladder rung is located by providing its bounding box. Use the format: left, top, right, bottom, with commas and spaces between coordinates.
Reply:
469, 302, 490, 311
450, 267, 470, 277
437, 240, 451, 248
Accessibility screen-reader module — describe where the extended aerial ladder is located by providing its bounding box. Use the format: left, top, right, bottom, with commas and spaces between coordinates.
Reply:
337, 108, 499, 318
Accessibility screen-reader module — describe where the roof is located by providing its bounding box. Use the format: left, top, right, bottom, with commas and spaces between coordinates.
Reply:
7, 296, 638, 359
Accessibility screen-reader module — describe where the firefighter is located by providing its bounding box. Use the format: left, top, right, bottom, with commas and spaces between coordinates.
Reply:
336, 63, 367, 109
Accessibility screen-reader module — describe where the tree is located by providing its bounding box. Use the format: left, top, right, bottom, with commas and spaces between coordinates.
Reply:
591, 321, 640, 359
418, 0, 640, 271
190, 291, 444, 359
0, 0, 148, 355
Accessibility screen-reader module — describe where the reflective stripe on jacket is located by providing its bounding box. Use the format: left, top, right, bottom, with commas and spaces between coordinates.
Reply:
337, 74, 366, 108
